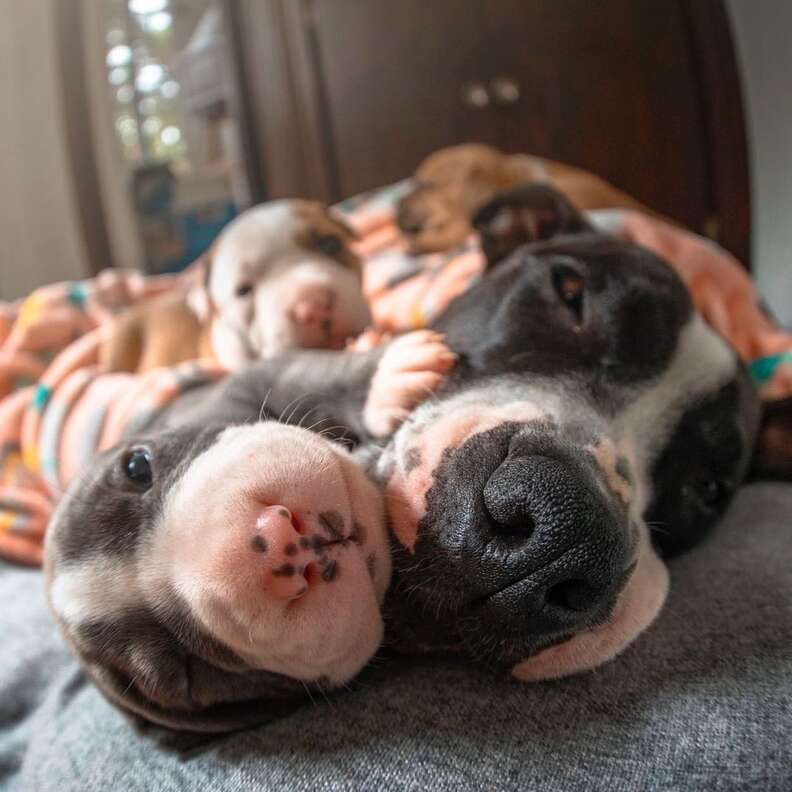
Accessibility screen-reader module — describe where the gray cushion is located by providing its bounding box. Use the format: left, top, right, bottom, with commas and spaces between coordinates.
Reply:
1, 483, 791, 792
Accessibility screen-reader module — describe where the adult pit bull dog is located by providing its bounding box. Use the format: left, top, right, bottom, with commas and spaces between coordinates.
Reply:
45, 185, 759, 730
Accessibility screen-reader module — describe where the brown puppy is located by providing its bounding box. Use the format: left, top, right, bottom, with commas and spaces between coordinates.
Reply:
101, 200, 370, 373
396, 143, 657, 254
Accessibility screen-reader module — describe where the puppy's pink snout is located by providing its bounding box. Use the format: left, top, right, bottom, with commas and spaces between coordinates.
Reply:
289, 287, 333, 326
253, 505, 309, 600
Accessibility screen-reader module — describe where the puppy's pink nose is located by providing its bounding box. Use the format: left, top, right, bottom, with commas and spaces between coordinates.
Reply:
253, 505, 309, 600
289, 288, 333, 326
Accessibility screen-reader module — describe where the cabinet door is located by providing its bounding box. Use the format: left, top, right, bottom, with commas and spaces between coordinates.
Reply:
482, 0, 711, 233
304, 0, 499, 198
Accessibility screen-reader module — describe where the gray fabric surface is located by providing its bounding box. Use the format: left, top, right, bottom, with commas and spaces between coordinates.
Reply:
1, 482, 790, 792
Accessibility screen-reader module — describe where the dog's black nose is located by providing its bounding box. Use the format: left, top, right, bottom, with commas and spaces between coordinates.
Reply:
480, 454, 626, 633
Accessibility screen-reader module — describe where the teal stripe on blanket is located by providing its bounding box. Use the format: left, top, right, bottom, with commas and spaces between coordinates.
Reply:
749, 353, 792, 385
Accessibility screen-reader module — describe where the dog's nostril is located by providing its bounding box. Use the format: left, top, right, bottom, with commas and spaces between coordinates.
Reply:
490, 513, 536, 541
545, 578, 593, 612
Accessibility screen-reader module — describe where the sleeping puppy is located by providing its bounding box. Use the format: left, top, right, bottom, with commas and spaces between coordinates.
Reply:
396, 142, 658, 255
100, 199, 371, 373
378, 184, 761, 678
45, 332, 455, 732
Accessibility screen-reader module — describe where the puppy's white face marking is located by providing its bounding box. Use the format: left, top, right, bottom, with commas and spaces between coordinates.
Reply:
142, 423, 391, 685
206, 201, 371, 368
615, 314, 737, 514
50, 559, 141, 627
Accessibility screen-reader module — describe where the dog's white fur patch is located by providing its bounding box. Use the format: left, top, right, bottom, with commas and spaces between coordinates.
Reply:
50, 559, 142, 626
614, 314, 737, 513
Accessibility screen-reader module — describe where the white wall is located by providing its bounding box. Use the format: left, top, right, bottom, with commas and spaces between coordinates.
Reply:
0, 0, 88, 301
728, 0, 792, 325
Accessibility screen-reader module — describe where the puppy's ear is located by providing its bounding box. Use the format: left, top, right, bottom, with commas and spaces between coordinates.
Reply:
751, 397, 792, 480
186, 252, 213, 323
324, 207, 360, 242
473, 183, 592, 266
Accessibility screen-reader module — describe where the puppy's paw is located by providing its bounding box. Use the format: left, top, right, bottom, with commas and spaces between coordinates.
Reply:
363, 330, 456, 437
347, 328, 392, 352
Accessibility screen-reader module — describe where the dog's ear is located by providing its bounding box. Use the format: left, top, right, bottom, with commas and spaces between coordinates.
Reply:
473, 183, 592, 266
324, 207, 360, 242
186, 251, 214, 322
87, 628, 302, 733
751, 397, 792, 480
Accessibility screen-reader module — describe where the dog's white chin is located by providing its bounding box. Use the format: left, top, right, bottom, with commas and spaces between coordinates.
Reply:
511, 541, 669, 681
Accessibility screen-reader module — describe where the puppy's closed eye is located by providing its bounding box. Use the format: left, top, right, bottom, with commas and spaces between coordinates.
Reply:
684, 475, 731, 511
315, 234, 343, 257
551, 263, 585, 327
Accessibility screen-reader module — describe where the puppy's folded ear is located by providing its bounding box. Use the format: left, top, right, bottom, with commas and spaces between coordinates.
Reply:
186, 253, 213, 323
751, 397, 792, 480
81, 614, 304, 732
324, 207, 360, 241
473, 183, 592, 266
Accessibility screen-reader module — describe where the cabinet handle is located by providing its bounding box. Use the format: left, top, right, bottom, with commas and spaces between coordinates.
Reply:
490, 76, 521, 106
460, 81, 490, 109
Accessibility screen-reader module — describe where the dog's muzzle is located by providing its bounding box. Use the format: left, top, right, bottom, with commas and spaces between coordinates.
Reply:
417, 423, 631, 660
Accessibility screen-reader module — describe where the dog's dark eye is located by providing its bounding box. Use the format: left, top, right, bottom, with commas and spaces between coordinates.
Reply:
123, 448, 153, 488
685, 477, 729, 510
698, 478, 729, 508
316, 234, 342, 257
235, 282, 253, 298
551, 264, 585, 325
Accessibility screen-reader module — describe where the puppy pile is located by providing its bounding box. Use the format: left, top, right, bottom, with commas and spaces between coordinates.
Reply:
42, 181, 763, 732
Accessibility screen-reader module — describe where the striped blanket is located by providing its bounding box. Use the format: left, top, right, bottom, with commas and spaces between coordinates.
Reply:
1, 182, 790, 565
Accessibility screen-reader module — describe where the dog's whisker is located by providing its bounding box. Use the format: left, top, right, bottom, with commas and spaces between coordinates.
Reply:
257, 388, 273, 423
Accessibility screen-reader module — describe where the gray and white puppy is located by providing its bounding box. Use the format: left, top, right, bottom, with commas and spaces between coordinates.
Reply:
44, 332, 453, 732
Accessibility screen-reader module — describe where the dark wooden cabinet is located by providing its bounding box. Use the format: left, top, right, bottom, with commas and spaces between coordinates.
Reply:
232, 0, 750, 265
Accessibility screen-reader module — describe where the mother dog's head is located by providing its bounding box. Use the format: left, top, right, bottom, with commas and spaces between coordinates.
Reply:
379, 184, 760, 679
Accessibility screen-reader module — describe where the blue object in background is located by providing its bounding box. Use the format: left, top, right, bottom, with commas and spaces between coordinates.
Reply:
161, 201, 237, 273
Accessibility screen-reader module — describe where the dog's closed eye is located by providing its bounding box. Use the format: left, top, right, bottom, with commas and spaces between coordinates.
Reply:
685, 475, 731, 510
315, 234, 342, 257
551, 263, 585, 326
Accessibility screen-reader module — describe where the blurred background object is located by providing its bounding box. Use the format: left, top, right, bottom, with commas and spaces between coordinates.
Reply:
95, 0, 248, 274
0, 0, 790, 323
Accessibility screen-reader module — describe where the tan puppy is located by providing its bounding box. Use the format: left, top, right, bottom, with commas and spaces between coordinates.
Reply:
396, 143, 657, 254
101, 200, 371, 372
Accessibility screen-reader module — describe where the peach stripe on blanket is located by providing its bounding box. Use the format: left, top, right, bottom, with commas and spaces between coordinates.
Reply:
0, 270, 226, 566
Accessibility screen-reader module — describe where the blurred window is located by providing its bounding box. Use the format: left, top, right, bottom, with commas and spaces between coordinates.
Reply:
100, 0, 250, 273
